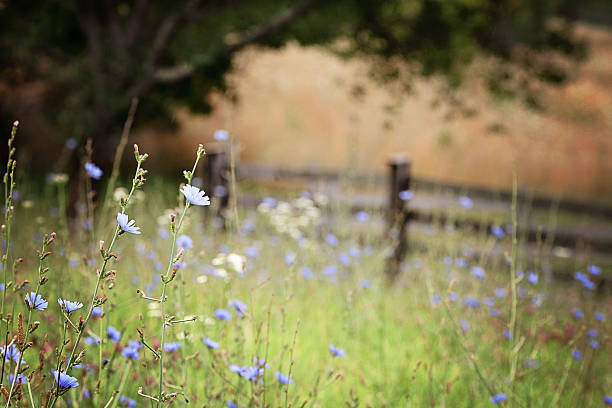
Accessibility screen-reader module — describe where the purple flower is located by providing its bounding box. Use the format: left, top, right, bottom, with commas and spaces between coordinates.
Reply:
460, 320, 470, 331
229, 299, 247, 318
58, 299, 83, 313
180, 185, 210, 206
470, 267, 485, 280
107, 326, 121, 342
527, 272, 538, 285
227, 402, 237, 408
491, 393, 507, 404
92, 306, 103, 317
325, 234, 339, 247
459, 196, 473, 209
572, 308, 584, 319
491, 225, 505, 238
117, 213, 141, 234
329, 344, 345, 358
203, 337, 219, 349
52, 370, 79, 389
122, 345, 140, 360
25, 292, 48, 311
355, 211, 369, 222
177, 234, 193, 250
595, 312, 605, 322
604, 396, 612, 404
587, 264, 601, 275
215, 308, 232, 321
84, 163, 102, 179
571, 349, 582, 360
464, 297, 480, 308
589, 340, 600, 349
398, 190, 413, 201
119, 396, 137, 407
275, 372, 292, 385
164, 342, 181, 352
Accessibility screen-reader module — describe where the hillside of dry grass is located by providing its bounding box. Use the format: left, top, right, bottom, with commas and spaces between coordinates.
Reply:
137, 23, 612, 201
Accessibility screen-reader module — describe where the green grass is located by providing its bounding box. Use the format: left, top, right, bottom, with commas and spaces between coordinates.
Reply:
1, 153, 610, 408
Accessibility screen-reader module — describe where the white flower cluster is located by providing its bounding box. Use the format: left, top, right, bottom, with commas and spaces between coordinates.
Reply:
211, 253, 246, 281
257, 195, 324, 239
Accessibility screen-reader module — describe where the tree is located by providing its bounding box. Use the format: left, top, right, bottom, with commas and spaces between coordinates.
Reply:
0, 0, 603, 164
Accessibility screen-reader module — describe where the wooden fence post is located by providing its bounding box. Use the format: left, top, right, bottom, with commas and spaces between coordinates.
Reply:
202, 142, 230, 229
385, 154, 411, 281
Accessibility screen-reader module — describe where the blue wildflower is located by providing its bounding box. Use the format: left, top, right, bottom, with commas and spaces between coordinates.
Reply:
107, 326, 121, 342
338, 253, 351, 266
2, 344, 23, 364
122, 343, 140, 360
285, 251, 296, 266
355, 211, 369, 222
214, 129, 229, 141
323, 265, 337, 276
588, 329, 599, 338
329, 344, 345, 358
275, 372, 292, 385
571, 349, 582, 360
595, 312, 604, 322
460, 320, 470, 331
525, 359, 538, 369
491, 225, 505, 238
52, 370, 79, 389
180, 185, 210, 206
300, 267, 313, 279
25, 292, 48, 311
325, 234, 338, 247
503, 329, 512, 339
443, 256, 453, 266
164, 342, 181, 352
92, 306, 103, 317
349, 247, 361, 259
227, 402, 237, 408
459, 196, 473, 209
527, 272, 538, 285
587, 264, 601, 275
490, 309, 500, 317
84, 336, 100, 345
494, 288, 507, 298
572, 308, 584, 319
120, 396, 137, 407
604, 396, 612, 404
84, 163, 102, 179
589, 340, 600, 350
432, 294, 442, 304
58, 299, 83, 313
83, 389, 91, 399
455, 258, 468, 268
245, 246, 259, 258
177, 235, 193, 250
464, 297, 480, 308
491, 393, 507, 404
398, 190, 413, 201
7, 373, 26, 385
448, 292, 459, 302
229, 299, 247, 318
470, 267, 485, 280
203, 337, 219, 349
215, 308, 232, 321
483, 297, 495, 307
117, 213, 141, 234
360, 279, 371, 289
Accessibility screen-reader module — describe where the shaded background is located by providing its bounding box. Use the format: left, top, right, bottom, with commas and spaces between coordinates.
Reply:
2, 0, 612, 201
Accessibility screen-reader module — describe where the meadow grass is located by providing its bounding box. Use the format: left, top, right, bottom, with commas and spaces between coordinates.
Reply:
0, 135, 610, 407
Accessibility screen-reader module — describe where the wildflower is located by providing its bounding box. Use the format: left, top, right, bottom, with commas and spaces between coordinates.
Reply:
301, 267, 313, 279
84, 162, 103, 179
84, 337, 100, 345
177, 234, 193, 250
58, 299, 84, 313
214, 129, 229, 141
491, 225, 505, 238
122, 344, 140, 360
338, 253, 351, 267
460, 320, 470, 331
203, 337, 219, 349
455, 258, 468, 268
588, 329, 599, 338
215, 308, 232, 321
25, 292, 48, 311
180, 185, 211, 206
525, 359, 538, 368
459, 196, 473, 209
432, 294, 442, 304
470, 267, 485, 280
7, 373, 26, 385
227, 402, 237, 408
276, 372, 293, 385
398, 190, 413, 201
164, 342, 181, 352
604, 396, 612, 404
107, 326, 121, 342
587, 264, 601, 275
355, 211, 369, 222
229, 299, 247, 318
92, 306, 103, 317
527, 272, 538, 285
245, 246, 259, 258
117, 213, 141, 234
51, 370, 79, 389
285, 251, 296, 266
83, 390, 91, 399
464, 297, 480, 308
491, 393, 507, 404
595, 312, 605, 322
349, 247, 361, 259
483, 297, 495, 307
323, 265, 337, 276
503, 329, 512, 339
571, 349, 582, 360
360, 279, 371, 289
119, 396, 137, 407
489, 309, 500, 317
325, 234, 339, 247
329, 344, 345, 358
572, 308, 584, 319
589, 340, 600, 349
2, 344, 23, 363
448, 292, 459, 302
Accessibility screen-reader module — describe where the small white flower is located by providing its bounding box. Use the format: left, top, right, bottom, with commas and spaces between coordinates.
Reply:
180, 185, 210, 206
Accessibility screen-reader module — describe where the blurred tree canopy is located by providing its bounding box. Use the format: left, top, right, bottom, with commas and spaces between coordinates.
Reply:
0, 0, 608, 162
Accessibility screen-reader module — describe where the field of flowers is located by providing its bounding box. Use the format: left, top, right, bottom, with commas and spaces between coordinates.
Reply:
1, 123, 610, 407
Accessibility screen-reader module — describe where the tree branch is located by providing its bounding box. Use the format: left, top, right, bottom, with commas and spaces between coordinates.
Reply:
151, 0, 320, 85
